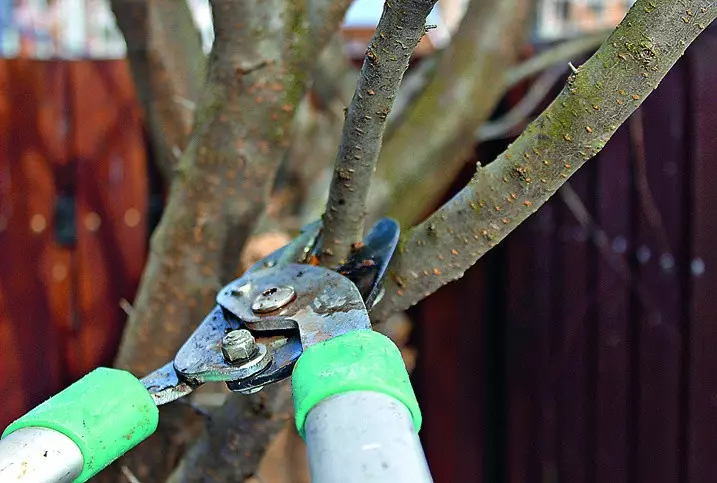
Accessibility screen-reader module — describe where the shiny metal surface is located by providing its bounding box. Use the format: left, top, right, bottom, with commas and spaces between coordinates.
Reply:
337, 218, 400, 310
141, 361, 194, 406
144, 217, 399, 397
251, 285, 296, 313
219, 264, 371, 349
173, 306, 271, 386
0, 427, 84, 483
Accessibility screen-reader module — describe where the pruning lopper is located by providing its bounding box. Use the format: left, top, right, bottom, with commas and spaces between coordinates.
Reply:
0, 218, 432, 483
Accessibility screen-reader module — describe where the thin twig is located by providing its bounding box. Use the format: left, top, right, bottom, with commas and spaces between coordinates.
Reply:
628, 109, 673, 254
318, 0, 438, 266
119, 298, 134, 317
120, 466, 142, 483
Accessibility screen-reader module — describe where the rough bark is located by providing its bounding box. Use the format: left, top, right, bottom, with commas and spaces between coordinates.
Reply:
381, 30, 609, 221
110, 0, 206, 182
318, 0, 438, 267
272, 34, 357, 227
107, 1, 351, 481
371, 0, 717, 321
375, 0, 533, 226
166, 383, 294, 483
115, 0, 349, 388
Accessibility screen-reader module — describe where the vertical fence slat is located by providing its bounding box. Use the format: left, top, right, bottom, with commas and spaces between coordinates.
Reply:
70, 60, 147, 375
0, 60, 27, 428
458, 261, 487, 482
631, 58, 687, 483
0, 60, 70, 430
687, 31, 717, 483
556, 168, 592, 483
415, 284, 464, 483
505, 203, 555, 483
594, 126, 631, 483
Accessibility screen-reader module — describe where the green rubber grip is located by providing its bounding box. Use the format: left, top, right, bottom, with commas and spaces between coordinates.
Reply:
291, 329, 421, 438
2, 367, 158, 482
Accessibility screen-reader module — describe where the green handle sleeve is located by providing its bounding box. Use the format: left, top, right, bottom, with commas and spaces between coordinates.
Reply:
2, 367, 159, 482
291, 329, 421, 438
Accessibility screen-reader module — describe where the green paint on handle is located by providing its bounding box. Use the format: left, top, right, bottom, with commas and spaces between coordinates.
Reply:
2, 367, 158, 482
292, 329, 421, 438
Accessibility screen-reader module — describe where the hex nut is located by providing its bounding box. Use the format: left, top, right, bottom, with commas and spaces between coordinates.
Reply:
221, 329, 257, 363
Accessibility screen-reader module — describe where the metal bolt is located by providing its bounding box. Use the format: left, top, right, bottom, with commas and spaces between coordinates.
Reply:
221, 329, 257, 363
251, 286, 296, 313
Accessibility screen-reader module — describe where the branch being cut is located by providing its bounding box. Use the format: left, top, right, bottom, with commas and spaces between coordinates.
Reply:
375, 0, 533, 226
318, 0, 438, 267
111, 0, 206, 182
371, 0, 717, 321
271, 34, 357, 227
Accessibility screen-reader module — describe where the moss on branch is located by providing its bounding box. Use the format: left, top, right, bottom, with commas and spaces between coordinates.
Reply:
376, 0, 533, 226
372, 0, 717, 321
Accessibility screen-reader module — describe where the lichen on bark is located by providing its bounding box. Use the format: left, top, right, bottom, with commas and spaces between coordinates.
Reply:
371, 0, 717, 321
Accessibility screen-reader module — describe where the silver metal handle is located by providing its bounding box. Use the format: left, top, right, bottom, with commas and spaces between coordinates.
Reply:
0, 427, 84, 483
304, 391, 433, 483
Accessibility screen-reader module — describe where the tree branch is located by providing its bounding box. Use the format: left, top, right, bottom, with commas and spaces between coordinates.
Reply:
477, 66, 564, 142
318, 0, 438, 267
375, 0, 533, 226
371, 0, 717, 321
105, 1, 351, 481
388, 29, 608, 135
111, 0, 206, 182
505, 30, 609, 87
272, 34, 357, 227
166, 383, 293, 483
378, 27, 608, 225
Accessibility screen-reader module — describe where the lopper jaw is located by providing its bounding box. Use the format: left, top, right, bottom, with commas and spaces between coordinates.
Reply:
141, 218, 400, 405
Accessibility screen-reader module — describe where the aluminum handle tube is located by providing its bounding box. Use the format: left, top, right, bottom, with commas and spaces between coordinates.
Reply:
0, 427, 84, 483
304, 390, 433, 483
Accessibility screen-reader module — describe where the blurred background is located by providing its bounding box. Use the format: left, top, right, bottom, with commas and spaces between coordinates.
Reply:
1, 0, 717, 482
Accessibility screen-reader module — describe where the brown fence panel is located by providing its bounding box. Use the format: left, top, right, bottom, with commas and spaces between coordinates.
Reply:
686, 32, 717, 483
413, 25, 717, 483
0, 59, 148, 430
595, 124, 631, 483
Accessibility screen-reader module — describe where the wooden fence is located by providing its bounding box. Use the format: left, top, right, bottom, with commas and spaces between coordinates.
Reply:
0, 59, 149, 429
414, 26, 717, 483
1, 27, 716, 483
